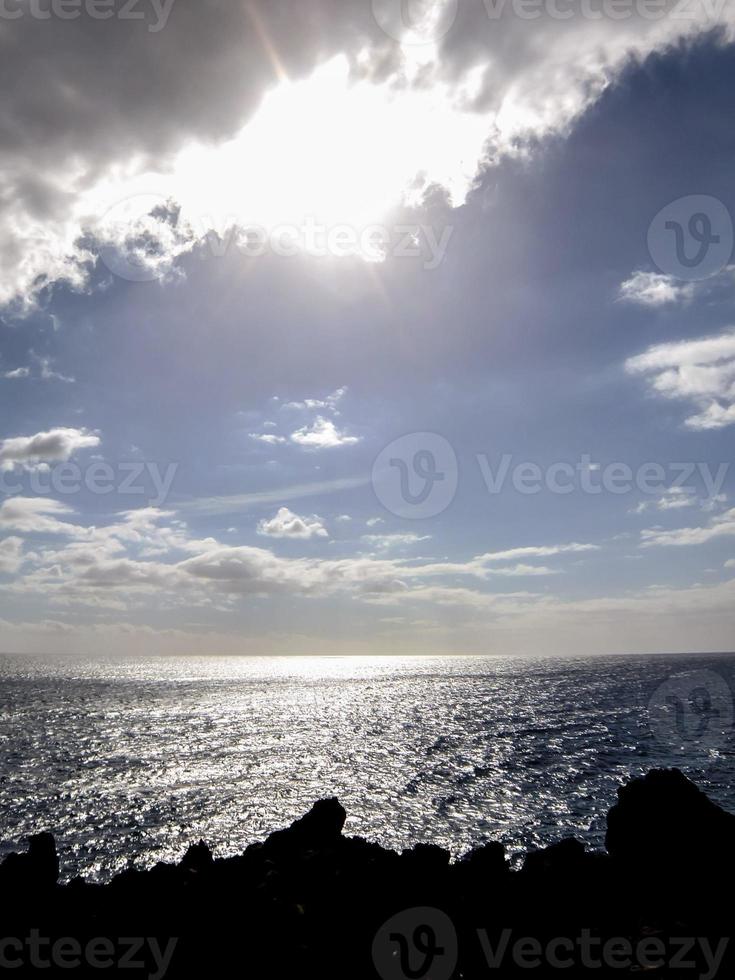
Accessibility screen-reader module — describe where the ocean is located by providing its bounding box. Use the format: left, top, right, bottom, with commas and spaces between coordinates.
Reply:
1, 651, 734, 881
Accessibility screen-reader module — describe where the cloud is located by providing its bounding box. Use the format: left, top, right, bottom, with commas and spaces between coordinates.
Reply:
725, 559, 735, 569
632, 487, 697, 514
0, 428, 100, 471
641, 507, 735, 547
477, 543, 600, 562
290, 416, 360, 448
0, 537, 24, 575
3, 367, 30, 379
0, 497, 82, 536
36, 355, 75, 384
257, 507, 328, 539
1, 2, 731, 307
617, 271, 695, 307
1, 502, 592, 609
175, 546, 406, 599
181, 477, 370, 515
2, 495, 730, 659
282, 387, 347, 413
362, 533, 431, 550
249, 433, 287, 445
626, 329, 735, 430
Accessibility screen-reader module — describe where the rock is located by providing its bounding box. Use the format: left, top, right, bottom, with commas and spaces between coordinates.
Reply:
0, 832, 59, 891
1, 773, 734, 978
264, 798, 347, 853
523, 837, 587, 875
459, 841, 507, 876
28, 833, 59, 888
400, 842, 451, 873
181, 840, 214, 873
605, 768, 735, 874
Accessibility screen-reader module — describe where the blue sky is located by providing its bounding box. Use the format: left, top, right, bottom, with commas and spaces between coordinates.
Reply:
1, 5, 734, 655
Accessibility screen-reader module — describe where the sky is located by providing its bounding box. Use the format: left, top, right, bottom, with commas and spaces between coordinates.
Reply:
1, 0, 735, 656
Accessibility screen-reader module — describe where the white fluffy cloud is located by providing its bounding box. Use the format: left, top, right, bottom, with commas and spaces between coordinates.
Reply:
6, 500, 732, 653
618, 271, 695, 307
0, 497, 82, 535
290, 417, 360, 448
626, 329, 735, 430
0, 537, 24, 575
257, 507, 329, 539
0, 499, 600, 609
0, 427, 100, 470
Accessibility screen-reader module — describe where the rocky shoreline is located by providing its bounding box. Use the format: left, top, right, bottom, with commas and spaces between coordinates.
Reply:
1, 768, 733, 977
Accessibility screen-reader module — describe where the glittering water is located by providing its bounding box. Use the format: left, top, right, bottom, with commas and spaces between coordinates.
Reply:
1, 652, 734, 881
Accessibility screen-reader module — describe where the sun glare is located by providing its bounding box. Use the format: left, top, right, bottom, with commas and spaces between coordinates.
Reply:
175, 56, 490, 234
85, 55, 490, 267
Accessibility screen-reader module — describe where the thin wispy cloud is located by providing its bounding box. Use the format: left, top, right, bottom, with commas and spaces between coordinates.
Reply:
179, 477, 370, 516
626, 329, 735, 430
641, 507, 735, 547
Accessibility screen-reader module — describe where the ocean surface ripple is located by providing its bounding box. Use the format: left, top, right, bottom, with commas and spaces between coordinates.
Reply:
1, 652, 734, 881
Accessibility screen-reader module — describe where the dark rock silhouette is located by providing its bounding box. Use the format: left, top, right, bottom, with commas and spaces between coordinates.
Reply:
0, 831, 58, 893
179, 840, 213, 874
0, 769, 732, 977
606, 767, 735, 872
263, 797, 346, 853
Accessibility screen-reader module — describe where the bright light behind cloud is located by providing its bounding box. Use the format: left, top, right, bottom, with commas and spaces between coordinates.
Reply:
85, 55, 492, 269
177, 55, 491, 225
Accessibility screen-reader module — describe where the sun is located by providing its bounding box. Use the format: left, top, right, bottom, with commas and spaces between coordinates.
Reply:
171, 56, 489, 248
87, 54, 491, 269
